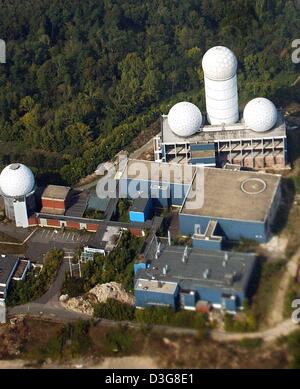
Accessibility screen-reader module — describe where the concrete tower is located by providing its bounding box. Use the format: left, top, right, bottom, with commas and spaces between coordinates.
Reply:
202, 46, 239, 125
0, 163, 36, 228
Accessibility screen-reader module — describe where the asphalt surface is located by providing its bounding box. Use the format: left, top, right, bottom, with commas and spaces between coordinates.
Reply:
34, 257, 70, 304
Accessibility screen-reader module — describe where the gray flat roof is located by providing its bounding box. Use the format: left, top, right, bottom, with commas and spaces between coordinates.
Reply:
136, 245, 256, 293
119, 158, 195, 185
161, 112, 286, 144
42, 185, 70, 200
181, 167, 281, 222
130, 197, 150, 213
135, 278, 178, 294
0, 256, 19, 285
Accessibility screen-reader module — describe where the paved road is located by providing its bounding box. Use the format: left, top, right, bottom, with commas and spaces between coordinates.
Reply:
34, 257, 70, 305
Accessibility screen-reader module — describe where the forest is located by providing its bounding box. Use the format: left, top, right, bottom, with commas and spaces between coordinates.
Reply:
0, 0, 299, 185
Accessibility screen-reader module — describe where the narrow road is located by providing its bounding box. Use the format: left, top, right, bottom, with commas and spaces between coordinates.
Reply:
266, 247, 300, 327
34, 258, 69, 305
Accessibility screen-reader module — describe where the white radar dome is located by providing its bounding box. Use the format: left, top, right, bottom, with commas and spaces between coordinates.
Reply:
243, 97, 277, 132
0, 163, 35, 197
167, 102, 202, 137
202, 46, 237, 81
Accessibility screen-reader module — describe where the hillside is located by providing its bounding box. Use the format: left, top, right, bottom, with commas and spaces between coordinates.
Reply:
0, 0, 299, 185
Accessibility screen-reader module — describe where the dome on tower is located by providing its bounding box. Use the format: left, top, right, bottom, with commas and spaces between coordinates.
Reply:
243, 97, 277, 132
0, 163, 35, 197
167, 102, 202, 137
202, 46, 237, 81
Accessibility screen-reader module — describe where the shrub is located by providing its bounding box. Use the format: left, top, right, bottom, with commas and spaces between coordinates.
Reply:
287, 330, 300, 368
135, 306, 207, 330
104, 326, 133, 355
238, 338, 263, 349
224, 312, 257, 333
61, 274, 85, 298
283, 278, 300, 319
93, 298, 135, 321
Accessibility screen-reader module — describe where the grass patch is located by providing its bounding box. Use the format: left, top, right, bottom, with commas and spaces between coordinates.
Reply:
103, 326, 134, 355
135, 306, 208, 330
286, 330, 300, 368
32, 320, 92, 361
237, 337, 263, 349
283, 278, 300, 319
251, 260, 286, 328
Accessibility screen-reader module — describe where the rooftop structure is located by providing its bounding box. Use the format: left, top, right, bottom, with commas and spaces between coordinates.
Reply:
0, 163, 36, 228
167, 101, 203, 137
42, 185, 70, 200
141, 245, 256, 293
135, 244, 257, 312
0, 163, 35, 198
154, 112, 287, 169
202, 46, 238, 81
135, 278, 178, 295
202, 46, 239, 125
243, 97, 278, 132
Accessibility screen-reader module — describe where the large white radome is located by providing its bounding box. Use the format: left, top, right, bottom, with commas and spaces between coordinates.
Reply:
202, 46, 237, 81
0, 163, 35, 197
243, 98, 277, 132
168, 102, 202, 137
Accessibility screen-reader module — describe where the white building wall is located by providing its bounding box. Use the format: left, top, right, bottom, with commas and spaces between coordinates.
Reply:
13, 200, 29, 228
204, 75, 239, 125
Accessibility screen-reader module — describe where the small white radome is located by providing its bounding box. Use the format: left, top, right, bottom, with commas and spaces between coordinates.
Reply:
0, 163, 35, 197
167, 102, 202, 137
243, 97, 277, 132
202, 46, 237, 81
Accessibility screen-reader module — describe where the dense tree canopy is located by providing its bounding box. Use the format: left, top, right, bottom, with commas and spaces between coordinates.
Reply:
0, 0, 299, 184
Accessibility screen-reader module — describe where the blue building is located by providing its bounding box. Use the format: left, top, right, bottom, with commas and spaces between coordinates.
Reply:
134, 245, 257, 313
129, 197, 153, 223
179, 167, 281, 243
119, 159, 195, 208
118, 159, 281, 245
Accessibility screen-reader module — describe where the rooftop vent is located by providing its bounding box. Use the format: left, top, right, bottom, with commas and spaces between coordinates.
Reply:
224, 273, 234, 285
10, 163, 21, 170
182, 246, 188, 263
203, 268, 210, 279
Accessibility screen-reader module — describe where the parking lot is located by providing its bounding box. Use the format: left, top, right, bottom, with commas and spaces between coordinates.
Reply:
31, 228, 90, 245
25, 228, 92, 263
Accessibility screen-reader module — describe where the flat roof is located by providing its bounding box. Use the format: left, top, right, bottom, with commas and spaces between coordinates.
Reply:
42, 185, 71, 200
13, 259, 29, 280
181, 167, 281, 222
0, 256, 19, 285
119, 159, 195, 185
161, 112, 286, 144
65, 190, 88, 217
136, 245, 256, 293
130, 197, 150, 213
135, 278, 178, 295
